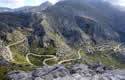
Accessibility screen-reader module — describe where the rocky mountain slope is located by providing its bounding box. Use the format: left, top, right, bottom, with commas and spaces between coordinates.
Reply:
0, 7, 12, 12
0, 0, 125, 80
7, 64, 125, 80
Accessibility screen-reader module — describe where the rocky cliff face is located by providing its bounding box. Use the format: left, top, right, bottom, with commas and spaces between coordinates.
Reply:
0, 0, 123, 49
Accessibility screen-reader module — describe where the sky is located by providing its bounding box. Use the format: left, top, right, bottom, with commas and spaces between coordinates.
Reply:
0, 0, 125, 8
0, 0, 59, 8
104, 0, 125, 7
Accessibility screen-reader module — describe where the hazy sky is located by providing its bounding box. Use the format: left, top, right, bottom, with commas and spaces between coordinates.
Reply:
0, 0, 125, 8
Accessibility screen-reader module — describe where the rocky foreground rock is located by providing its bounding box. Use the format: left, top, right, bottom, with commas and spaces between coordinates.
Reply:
7, 64, 125, 80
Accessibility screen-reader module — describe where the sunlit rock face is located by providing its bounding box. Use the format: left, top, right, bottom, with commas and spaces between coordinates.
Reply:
7, 64, 125, 80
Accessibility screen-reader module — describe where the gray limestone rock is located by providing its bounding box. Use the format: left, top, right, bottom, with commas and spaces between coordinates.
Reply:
6, 64, 125, 80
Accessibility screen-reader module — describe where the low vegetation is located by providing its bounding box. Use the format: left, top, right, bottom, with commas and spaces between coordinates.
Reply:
10, 45, 29, 64
80, 49, 125, 69
0, 63, 35, 80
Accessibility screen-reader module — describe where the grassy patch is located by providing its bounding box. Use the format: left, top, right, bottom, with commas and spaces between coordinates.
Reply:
80, 50, 125, 69
44, 47, 57, 55
0, 64, 35, 80
45, 59, 58, 66
28, 55, 53, 66
10, 46, 28, 64
30, 47, 57, 55
0, 66, 9, 80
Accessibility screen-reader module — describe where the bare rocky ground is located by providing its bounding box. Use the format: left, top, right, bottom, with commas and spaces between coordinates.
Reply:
7, 64, 125, 80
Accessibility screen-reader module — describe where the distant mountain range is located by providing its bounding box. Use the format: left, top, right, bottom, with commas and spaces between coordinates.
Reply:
14, 1, 52, 13
0, 7, 12, 12
0, 1, 52, 13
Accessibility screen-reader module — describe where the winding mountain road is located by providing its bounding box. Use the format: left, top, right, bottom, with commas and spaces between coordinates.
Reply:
2, 37, 125, 66
2, 37, 82, 66
58, 49, 82, 64
26, 53, 57, 66
26, 49, 82, 66
2, 38, 26, 62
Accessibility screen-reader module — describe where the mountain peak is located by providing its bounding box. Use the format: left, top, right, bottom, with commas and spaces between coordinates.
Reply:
39, 1, 53, 9
40, 1, 52, 7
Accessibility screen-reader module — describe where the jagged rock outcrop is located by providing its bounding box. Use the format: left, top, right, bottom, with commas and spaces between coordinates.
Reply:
6, 64, 125, 80
0, 57, 9, 65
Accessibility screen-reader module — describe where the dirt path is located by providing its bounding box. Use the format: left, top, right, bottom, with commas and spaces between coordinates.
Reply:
2, 36, 82, 66
26, 53, 57, 66
58, 49, 82, 64
2, 38, 26, 62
